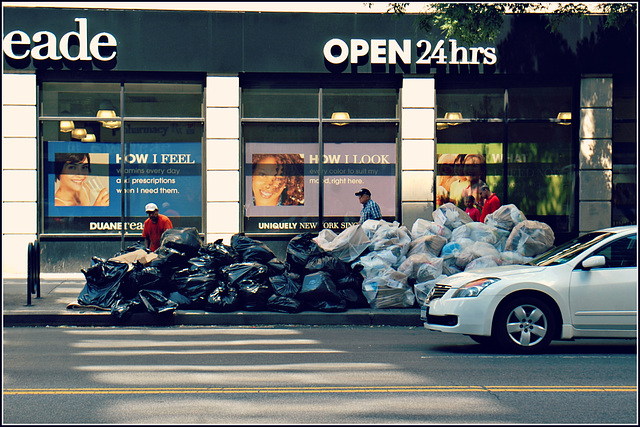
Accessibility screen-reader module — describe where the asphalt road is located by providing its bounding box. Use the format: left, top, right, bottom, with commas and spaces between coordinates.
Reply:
3, 326, 637, 424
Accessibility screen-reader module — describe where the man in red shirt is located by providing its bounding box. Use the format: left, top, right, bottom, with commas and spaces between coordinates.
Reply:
478, 184, 501, 223
142, 202, 173, 251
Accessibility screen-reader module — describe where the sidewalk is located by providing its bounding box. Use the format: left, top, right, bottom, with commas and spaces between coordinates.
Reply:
3, 274, 422, 327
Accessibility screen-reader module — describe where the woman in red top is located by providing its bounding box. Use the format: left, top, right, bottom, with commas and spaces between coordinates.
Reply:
478, 184, 501, 223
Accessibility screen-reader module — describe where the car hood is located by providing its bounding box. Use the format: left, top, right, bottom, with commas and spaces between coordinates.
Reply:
442, 264, 548, 288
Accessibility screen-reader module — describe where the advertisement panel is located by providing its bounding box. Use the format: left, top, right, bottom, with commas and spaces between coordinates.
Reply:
244, 141, 395, 233
44, 139, 202, 233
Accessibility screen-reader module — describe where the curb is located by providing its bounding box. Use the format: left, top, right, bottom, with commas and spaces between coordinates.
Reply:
3, 309, 423, 328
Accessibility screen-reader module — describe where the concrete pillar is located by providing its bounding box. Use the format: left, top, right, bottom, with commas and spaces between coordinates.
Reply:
2, 73, 38, 276
205, 75, 241, 245
579, 76, 613, 232
400, 76, 436, 229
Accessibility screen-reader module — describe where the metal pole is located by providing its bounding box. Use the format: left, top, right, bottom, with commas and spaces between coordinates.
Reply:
120, 84, 126, 250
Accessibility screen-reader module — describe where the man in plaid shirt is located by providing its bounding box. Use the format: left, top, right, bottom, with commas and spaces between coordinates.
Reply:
355, 188, 382, 223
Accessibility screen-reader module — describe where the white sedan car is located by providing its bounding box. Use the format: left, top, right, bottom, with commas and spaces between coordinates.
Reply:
422, 225, 637, 353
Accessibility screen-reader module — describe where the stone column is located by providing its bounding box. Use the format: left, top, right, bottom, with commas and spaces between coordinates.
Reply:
579, 76, 613, 233
400, 76, 436, 229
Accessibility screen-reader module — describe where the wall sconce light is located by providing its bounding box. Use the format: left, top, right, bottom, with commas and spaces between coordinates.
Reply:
71, 128, 88, 139
59, 110, 75, 133
556, 112, 572, 125
444, 112, 463, 125
81, 134, 96, 142
97, 100, 121, 129
437, 112, 464, 131
331, 111, 350, 126
102, 120, 122, 129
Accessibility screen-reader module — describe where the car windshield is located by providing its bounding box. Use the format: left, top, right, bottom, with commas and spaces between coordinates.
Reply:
531, 232, 613, 266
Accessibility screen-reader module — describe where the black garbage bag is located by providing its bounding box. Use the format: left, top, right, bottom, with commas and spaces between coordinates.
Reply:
305, 255, 350, 281
78, 257, 131, 309
200, 239, 240, 271
149, 246, 190, 274
338, 287, 369, 309
167, 291, 195, 308
298, 271, 344, 307
138, 289, 178, 314
169, 270, 219, 308
333, 263, 368, 308
231, 234, 277, 264
221, 262, 269, 287
120, 264, 166, 299
186, 253, 217, 273
265, 257, 287, 277
306, 299, 348, 312
205, 284, 240, 312
237, 279, 273, 311
111, 295, 144, 320
335, 263, 364, 290
160, 227, 203, 258
285, 233, 326, 275
267, 294, 303, 313
269, 271, 302, 298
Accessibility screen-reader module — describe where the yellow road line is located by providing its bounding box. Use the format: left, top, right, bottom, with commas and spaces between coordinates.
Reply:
3, 385, 636, 395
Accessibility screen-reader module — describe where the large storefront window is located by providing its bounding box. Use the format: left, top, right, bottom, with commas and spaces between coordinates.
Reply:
40, 81, 204, 235
436, 79, 576, 239
241, 76, 399, 234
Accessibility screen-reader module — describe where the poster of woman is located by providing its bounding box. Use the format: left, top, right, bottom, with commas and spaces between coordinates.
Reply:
54, 152, 110, 206
437, 153, 486, 208
252, 153, 304, 206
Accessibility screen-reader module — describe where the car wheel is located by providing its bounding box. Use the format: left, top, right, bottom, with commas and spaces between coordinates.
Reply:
468, 335, 494, 345
493, 296, 555, 353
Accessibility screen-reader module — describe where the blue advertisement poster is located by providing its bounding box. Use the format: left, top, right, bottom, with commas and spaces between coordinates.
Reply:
244, 141, 396, 233
44, 139, 202, 233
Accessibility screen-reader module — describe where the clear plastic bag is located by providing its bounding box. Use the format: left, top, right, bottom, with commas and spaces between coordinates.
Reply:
455, 241, 500, 269
505, 220, 555, 257
484, 204, 527, 231
353, 252, 393, 279
414, 275, 447, 306
314, 224, 370, 262
451, 222, 498, 246
465, 255, 500, 271
398, 253, 443, 282
410, 218, 452, 240
433, 203, 473, 230
407, 234, 448, 258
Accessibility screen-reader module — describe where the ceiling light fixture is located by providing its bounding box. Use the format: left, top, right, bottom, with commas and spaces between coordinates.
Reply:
331, 111, 350, 126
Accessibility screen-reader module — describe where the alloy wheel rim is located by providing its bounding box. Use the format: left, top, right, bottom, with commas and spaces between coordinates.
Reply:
505, 304, 547, 347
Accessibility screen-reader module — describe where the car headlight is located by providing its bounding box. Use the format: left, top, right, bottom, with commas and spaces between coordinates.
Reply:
451, 278, 500, 298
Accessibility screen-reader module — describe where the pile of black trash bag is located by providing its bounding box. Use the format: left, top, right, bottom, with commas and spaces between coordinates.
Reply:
77, 228, 369, 319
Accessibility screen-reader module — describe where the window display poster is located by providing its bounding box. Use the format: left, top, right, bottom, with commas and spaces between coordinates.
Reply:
245, 141, 396, 233
44, 140, 201, 233
436, 152, 487, 209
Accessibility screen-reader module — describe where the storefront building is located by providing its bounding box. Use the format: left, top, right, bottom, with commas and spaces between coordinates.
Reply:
2, 5, 637, 274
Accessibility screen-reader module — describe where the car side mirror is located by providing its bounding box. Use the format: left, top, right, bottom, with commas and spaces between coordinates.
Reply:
581, 255, 606, 270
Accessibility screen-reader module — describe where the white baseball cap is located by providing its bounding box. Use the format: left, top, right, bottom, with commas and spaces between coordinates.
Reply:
145, 203, 158, 212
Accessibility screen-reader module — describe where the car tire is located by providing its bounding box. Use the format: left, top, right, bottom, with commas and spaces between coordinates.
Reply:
493, 296, 555, 354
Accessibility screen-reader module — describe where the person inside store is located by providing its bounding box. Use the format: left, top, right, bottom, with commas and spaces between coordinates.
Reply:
54, 152, 109, 206
252, 153, 305, 206
464, 195, 481, 222
142, 202, 173, 252
355, 188, 382, 223
478, 182, 502, 223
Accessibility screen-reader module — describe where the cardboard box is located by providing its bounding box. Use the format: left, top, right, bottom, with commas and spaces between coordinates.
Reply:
109, 249, 158, 265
